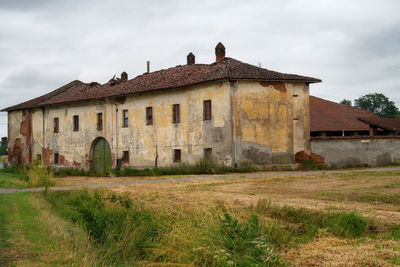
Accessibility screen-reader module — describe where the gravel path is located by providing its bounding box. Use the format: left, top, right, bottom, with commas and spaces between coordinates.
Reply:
1, 166, 400, 195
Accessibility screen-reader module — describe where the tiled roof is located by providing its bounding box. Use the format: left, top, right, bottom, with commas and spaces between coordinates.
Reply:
310, 96, 380, 132
357, 117, 400, 134
3, 57, 320, 112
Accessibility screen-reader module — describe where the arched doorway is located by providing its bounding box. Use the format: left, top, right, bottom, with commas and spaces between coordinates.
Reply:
91, 137, 111, 173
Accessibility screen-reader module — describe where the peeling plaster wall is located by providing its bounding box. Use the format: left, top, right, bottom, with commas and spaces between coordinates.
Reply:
8, 81, 233, 169
44, 101, 115, 169
7, 80, 310, 169
233, 81, 309, 165
117, 81, 233, 168
8, 110, 29, 165
291, 83, 310, 154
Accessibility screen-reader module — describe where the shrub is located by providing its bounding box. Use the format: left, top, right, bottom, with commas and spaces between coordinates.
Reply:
27, 164, 55, 187
323, 211, 369, 238
218, 213, 278, 266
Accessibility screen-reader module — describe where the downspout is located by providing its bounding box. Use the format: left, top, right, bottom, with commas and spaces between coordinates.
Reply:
115, 103, 119, 168
109, 101, 120, 169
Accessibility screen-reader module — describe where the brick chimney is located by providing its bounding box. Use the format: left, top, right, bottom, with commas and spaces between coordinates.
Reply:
187, 52, 195, 65
121, 71, 128, 82
215, 42, 225, 62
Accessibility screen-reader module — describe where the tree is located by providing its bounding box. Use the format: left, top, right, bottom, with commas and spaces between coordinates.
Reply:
340, 99, 352, 106
354, 93, 399, 118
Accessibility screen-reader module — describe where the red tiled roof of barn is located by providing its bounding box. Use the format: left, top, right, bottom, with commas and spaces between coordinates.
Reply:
3, 57, 321, 112
310, 96, 380, 132
357, 117, 400, 134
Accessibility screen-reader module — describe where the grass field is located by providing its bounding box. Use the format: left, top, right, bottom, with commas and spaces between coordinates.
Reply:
1, 170, 400, 266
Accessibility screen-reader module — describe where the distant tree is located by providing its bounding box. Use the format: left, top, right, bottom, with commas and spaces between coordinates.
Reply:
0, 138, 7, 156
354, 93, 399, 118
340, 99, 352, 106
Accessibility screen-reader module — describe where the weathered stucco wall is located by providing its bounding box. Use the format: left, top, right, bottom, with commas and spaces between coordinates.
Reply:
116, 81, 232, 168
44, 101, 115, 169
233, 81, 309, 165
311, 138, 400, 167
8, 110, 30, 165
8, 81, 233, 169
7, 79, 310, 169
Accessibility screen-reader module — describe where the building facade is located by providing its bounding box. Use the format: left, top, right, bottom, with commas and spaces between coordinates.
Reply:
4, 43, 320, 171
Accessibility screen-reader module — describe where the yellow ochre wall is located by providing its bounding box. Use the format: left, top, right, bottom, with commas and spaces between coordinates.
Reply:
233, 81, 309, 165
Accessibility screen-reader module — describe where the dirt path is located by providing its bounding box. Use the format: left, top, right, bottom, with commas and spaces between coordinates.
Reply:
1, 166, 400, 194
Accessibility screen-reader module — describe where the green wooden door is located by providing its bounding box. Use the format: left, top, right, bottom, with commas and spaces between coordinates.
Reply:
93, 138, 111, 173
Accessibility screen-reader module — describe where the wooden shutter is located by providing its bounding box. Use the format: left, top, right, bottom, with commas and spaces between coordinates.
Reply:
203, 100, 211, 120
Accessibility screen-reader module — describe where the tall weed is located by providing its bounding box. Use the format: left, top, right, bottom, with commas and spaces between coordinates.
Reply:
43, 190, 281, 266
27, 164, 55, 187
253, 199, 374, 241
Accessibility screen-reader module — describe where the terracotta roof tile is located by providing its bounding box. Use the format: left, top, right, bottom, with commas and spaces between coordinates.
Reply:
357, 117, 400, 134
3, 57, 320, 111
310, 96, 380, 132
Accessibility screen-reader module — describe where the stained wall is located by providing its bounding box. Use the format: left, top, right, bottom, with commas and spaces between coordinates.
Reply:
7, 80, 310, 169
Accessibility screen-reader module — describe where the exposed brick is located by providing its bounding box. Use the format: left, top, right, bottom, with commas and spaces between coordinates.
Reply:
295, 150, 325, 164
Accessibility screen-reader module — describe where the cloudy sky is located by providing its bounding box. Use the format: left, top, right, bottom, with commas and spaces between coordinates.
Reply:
0, 0, 399, 137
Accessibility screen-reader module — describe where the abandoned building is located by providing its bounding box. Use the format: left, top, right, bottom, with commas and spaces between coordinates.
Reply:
309, 96, 400, 167
3, 43, 321, 171
310, 96, 382, 137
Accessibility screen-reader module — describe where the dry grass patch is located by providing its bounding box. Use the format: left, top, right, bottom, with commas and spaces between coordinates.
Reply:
285, 237, 400, 267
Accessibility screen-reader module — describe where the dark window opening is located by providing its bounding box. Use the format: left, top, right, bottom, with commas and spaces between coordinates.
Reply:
173, 149, 181, 162
54, 153, 59, 164
172, 104, 180, 123
122, 110, 129, 127
204, 148, 212, 161
146, 107, 153, 125
73, 115, 79, 131
122, 151, 129, 163
203, 100, 211, 120
54, 118, 59, 133
36, 154, 42, 164
97, 113, 103, 130
293, 94, 299, 97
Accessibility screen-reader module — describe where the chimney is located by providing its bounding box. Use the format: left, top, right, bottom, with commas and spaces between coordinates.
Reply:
121, 71, 128, 82
187, 52, 195, 65
215, 42, 226, 62
147, 61, 150, 73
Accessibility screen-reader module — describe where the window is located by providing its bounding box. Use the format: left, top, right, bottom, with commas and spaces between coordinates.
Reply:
122, 110, 129, 127
122, 151, 129, 163
172, 104, 180, 123
54, 117, 59, 133
54, 153, 59, 164
203, 100, 211, 120
173, 149, 181, 162
73, 115, 79, 131
146, 107, 153, 125
97, 113, 103, 131
36, 154, 42, 164
204, 148, 212, 161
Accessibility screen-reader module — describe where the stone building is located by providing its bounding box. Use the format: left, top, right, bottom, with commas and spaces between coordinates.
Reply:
3, 43, 321, 171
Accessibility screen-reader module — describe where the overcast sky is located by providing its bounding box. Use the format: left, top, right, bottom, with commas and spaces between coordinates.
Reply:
0, 0, 399, 137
